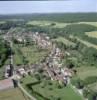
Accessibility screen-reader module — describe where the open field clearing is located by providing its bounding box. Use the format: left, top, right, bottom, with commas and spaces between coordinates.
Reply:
0, 88, 30, 100
21, 75, 83, 100
52, 37, 75, 46
79, 22, 97, 27
27, 21, 97, 28
0, 21, 5, 24
27, 20, 71, 28
85, 31, 97, 38
76, 67, 97, 80
76, 37, 97, 49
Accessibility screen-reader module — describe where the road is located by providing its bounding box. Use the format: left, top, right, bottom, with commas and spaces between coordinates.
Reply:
18, 82, 37, 100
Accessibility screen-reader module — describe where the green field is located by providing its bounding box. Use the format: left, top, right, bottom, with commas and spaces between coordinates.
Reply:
27, 20, 70, 28
88, 82, 97, 91
85, 31, 97, 38
14, 44, 49, 65
0, 88, 30, 100
21, 75, 83, 100
79, 22, 97, 27
76, 66, 97, 80
76, 37, 97, 49
27, 21, 97, 29
27, 20, 82, 28
52, 37, 75, 46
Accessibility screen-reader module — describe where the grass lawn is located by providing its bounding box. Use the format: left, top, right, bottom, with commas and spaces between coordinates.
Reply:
0, 88, 30, 100
76, 66, 97, 80
21, 75, 83, 100
85, 31, 97, 38
52, 37, 75, 46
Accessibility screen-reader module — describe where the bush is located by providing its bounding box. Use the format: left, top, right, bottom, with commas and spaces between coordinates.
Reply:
48, 81, 53, 85
84, 76, 97, 85
34, 74, 41, 81
83, 88, 90, 98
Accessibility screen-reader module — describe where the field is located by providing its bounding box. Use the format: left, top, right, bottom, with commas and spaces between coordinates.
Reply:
76, 37, 97, 49
79, 22, 97, 27
27, 21, 97, 28
14, 44, 49, 65
0, 88, 30, 100
21, 75, 83, 100
76, 66, 97, 80
27, 20, 70, 28
52, 37, 75, 46
88, 82, 97, 91
85, 31, 97, 38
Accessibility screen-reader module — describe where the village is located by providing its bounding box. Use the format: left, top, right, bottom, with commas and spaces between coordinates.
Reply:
0, 31, 73, 92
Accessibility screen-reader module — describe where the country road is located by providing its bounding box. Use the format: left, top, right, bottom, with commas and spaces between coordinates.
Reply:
18, 82, 37, 100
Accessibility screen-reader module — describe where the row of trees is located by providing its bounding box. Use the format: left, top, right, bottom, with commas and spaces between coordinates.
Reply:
0, 38, 10, 67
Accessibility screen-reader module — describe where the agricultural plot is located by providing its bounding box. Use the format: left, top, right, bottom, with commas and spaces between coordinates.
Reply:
27, 20, 70, 28
0, 88, 30, 100
76, 37, 97, 49
85, 31, 97, 38
79, 22, 97, 27
52, 37, 75, 46
88, 82, 97, 92
76, 67, 97, 80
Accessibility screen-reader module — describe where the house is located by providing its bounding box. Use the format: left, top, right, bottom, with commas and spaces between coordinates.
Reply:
0, 79, 14, 91
17, 68, 27, 76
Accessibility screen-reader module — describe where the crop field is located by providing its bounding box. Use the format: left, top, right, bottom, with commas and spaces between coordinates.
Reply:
79, 22, 97, 27
76, 67, 97, 80
27, 21, 97, 29
88, 82, 97, 91
52, 37, 75, 46
0, 88, 30, 100
76, 37, 97, 49
27, 20, 71, 28
85, 31, 97, 38
21, 75, 83, 100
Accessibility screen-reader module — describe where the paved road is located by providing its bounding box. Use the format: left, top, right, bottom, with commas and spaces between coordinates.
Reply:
18, 82, 37, 100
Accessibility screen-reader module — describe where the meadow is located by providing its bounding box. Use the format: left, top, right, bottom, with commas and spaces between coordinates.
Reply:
85, 31, 97, 38
21, 75, 83, 100
0, 88, 30, 100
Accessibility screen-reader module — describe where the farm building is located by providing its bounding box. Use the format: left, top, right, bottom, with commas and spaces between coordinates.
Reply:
0, 79, 14, 91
